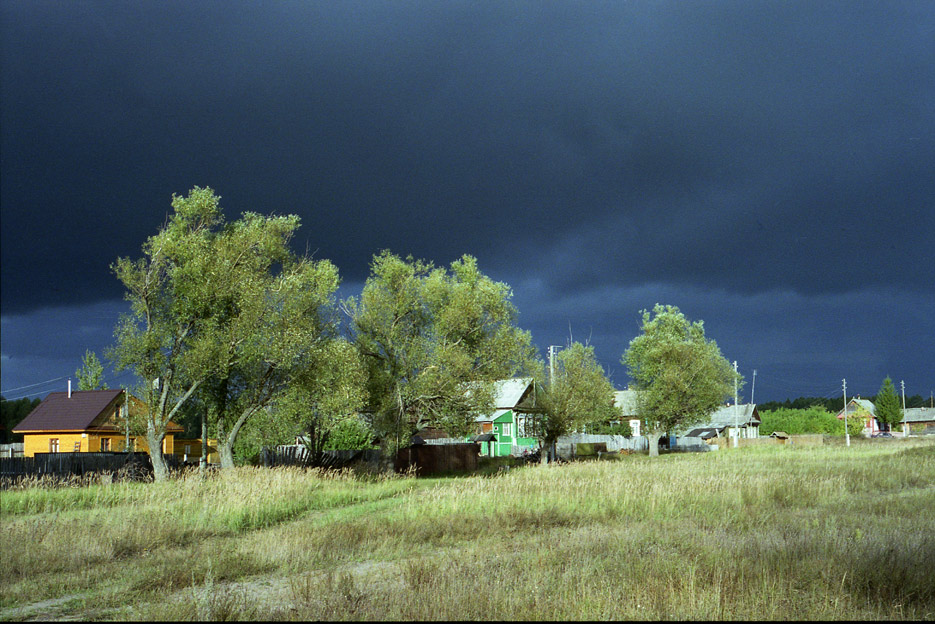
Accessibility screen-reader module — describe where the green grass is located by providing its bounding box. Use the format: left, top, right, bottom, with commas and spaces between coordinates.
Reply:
2, 440, 933, 620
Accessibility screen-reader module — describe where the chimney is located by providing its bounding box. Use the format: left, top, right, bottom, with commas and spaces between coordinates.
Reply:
68, 378, 72, 398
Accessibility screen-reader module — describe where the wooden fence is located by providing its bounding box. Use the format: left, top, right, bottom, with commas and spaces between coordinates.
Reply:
262, 446, 382, 469
0, 452, 181, 487
394, 443, 479, 476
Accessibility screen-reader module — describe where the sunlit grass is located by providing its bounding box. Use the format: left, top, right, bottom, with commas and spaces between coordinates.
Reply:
1, 440, 933, 620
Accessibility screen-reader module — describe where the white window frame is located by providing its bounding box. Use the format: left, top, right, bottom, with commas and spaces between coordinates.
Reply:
502, 423, 511, 438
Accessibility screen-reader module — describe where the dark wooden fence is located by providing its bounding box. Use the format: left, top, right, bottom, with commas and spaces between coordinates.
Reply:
394, 443, 479, 476
0, 452, 181, 486
261, 446, 382, 469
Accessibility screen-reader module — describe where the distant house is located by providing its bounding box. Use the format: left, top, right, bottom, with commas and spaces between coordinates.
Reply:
613, 390, 641, 437
473, 378, 543, 457
901, 407, 935, 435
13, 388, 184, 457
685, 403, 761, 439
836, 398, 879, 437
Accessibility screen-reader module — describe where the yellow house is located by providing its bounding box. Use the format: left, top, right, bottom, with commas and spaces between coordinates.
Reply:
172, 438, 220, 464
13, 388, 184, 457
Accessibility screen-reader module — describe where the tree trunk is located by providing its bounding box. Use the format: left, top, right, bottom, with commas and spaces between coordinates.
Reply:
145, 425, 170, 481
539, 438, 555, 465
218, 441, 236, 469
200, 408, 207, 473
647, 431, 662, 458
217, 407, 256, 469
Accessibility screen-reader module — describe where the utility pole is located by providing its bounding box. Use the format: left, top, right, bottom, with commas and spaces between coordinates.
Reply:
548, 345, 562, 387
843, 378, 850, 447
124, 388, 130, 452
751, 369, 757, 405
733, 361, 739, 448
901, 380, 907, 438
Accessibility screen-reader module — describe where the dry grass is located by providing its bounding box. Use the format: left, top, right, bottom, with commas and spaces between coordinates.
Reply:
1, 440, 933, 620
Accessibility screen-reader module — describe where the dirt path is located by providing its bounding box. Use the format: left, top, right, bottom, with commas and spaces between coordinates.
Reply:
0, 593, 89, 621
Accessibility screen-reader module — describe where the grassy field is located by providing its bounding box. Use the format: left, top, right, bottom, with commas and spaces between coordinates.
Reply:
1, 439, 933, 621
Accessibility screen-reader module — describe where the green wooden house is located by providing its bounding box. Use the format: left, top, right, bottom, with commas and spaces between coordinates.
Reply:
473, 377, 543, 457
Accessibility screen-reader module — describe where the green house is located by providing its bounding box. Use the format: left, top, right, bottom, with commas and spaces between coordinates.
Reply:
473, 378, 543, 457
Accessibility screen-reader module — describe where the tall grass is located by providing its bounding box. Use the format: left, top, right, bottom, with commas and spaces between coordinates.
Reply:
2, 440, 933, 620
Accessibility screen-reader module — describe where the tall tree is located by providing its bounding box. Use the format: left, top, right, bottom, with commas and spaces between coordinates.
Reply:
189, 212, 364, 469
347, 251, 540, 453
109, 187, 223, 480
622, 304, 740, 457
536, 342, 617, 463
76, 350, 108, 390
874, 376, 902, 433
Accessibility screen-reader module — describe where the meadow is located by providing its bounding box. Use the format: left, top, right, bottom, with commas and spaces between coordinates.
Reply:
1, 439, 933, 621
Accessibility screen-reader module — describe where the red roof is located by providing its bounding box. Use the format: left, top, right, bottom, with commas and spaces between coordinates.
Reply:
14, 390, 124, 432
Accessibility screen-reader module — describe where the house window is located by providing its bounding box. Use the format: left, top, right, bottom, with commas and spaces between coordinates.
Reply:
517, 417, 525, 438
49, 438, 59, 453
502, 423, 511, 438
101, 438, 111, 451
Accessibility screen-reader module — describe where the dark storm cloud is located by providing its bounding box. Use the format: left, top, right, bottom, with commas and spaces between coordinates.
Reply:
2, 1, 933, 400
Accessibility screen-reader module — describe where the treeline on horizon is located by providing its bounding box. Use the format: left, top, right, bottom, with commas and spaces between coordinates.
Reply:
758, 394, 931, 413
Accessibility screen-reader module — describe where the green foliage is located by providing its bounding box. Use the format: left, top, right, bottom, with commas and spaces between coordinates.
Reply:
538, 342, 617, 447
76, 350, 107, 391
324, 415, 376, 451
873, 377, 903, 431
587, 420, 633, 437
622, 304, 740, 452
759, 407, 848, 436
759, 393, 929, 413
0, 396, 40, 443
347, 251, 541, 452
108, 187, 368, 475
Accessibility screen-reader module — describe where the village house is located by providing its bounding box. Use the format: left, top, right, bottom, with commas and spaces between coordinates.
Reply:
13, 387, 184, 457
836, 398, 880, 437
900, 407, 935, 436
473, 377, 543, 457
685, 403, 761, 440
613, 389, 642, 437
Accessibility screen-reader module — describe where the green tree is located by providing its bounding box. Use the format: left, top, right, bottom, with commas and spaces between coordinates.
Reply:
622, 304, 740, 457
324, 414, 376, 451
0, 396, 41, 443
76, 350, 108, 391
272, 339, 368, 466
536, 342, 618, 463
759, 407, 848, 436
347, 251, 540, 453
191, 215, 364, 469
874, 376, 902, 433
110, 187, 365, 475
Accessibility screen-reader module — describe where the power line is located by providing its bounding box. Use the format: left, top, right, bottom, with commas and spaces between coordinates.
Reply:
0, 375, 70, 394
1, 369, 136, 402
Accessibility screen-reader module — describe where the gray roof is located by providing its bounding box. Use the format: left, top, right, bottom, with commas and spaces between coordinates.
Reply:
475, 377, 535, 423
685, 427, 720, 439
695, 403, 760, 428
493, 377, 534, 408
614, 390, 639, 416
838, 398, 876, 417
903, 407, 935, 423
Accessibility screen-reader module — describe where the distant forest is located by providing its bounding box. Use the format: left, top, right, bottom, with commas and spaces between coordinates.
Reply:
758, 394, 931, 413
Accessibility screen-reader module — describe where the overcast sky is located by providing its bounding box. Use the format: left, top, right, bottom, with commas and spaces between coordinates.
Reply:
2, 1, 933, 404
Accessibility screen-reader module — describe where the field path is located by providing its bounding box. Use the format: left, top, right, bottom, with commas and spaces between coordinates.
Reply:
0, 593, 88, 621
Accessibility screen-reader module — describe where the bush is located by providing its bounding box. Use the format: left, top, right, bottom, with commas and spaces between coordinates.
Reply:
760, 407, 860, 436
587, 421, 633, 437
